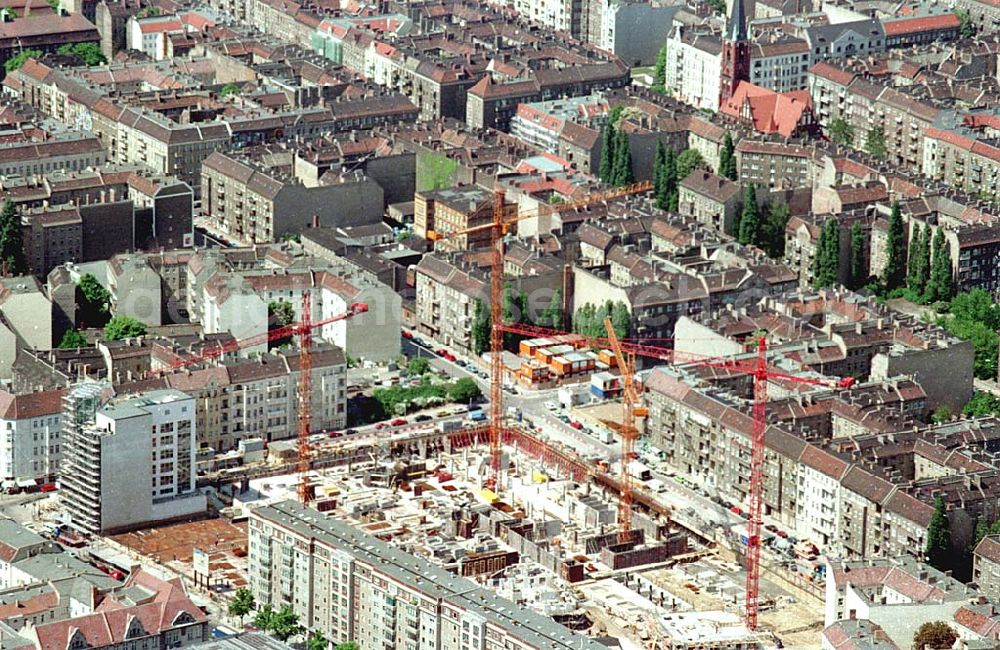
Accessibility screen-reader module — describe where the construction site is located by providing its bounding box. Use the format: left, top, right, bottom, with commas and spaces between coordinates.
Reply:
25, 188, 829, 650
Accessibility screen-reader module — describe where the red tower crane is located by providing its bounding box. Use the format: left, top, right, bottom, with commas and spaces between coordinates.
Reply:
497, 320, 852, 629
426, 181, 652, 492
151, 298, 369, 505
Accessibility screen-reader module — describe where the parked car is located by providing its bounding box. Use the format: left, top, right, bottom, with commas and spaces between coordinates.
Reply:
436, 348, 448, 356
390, 418, 408, 426
344, 428, 358, 436
375, 422, 388, 431
414, 414, 432, 422
402, 330, 413, 339
569, 421, 584, 430
328, 431, 344, 438
436, 410, 451, 418
544, 401, 557, 410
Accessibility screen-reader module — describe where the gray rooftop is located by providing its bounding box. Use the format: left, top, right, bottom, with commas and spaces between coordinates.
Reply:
0, 519, 47, 553
255, 500, 609, 650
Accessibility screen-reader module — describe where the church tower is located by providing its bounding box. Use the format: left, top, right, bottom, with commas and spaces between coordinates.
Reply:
719, 0, 750, 105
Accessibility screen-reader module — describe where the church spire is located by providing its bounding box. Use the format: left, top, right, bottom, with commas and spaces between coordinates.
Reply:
719, 0, 750, 104
725, 0, 748, 43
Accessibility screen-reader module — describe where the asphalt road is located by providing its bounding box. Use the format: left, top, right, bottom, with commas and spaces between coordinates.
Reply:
401, 331, 617, 458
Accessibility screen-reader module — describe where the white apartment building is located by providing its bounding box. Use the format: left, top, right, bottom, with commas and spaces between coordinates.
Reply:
667, 27, 813, 112
248, 500, 612, 650
665, 26, 723, 111
795, 447, 848, 548
60, 389, 205, 535
511, 0, 584, 37
126, 15, 186, 61
749, 37, 811, 93
0, 389, 64, 485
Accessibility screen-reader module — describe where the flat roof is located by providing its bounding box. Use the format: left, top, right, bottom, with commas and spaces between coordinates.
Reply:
254, 501, 608, 650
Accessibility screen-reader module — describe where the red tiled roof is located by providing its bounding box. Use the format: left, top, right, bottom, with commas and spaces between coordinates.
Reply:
809, 62, 856, 86
720, 82, 812, 137
883, 13, 960, 36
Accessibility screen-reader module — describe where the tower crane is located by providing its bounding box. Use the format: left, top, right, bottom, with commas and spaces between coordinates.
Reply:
602, 316, 647, 542
151, 298, 369, 505
426, 181, 652, 491
497, 320, 853, 630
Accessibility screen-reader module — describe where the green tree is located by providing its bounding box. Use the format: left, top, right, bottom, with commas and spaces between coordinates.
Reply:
828, 118, 854, 147
738, 184, 759, 246
573, 303, 595, 337
77, 273, 110, 327
849, 223, 866, 290
761, 202, 790, 257
267, 300, 295, 347
925, 227, 953, 303
813, 219, 841, 288
706, 0, 725, 13
964, 391, 1000, 417
956, 9, 974, 37
907, 224, 930, 297
3, 48, 40, 73
57, 43, 106, 65
912, 621, 957, 650
0, 199, 25, 275
335, 644, 359, 650
611, 128, 634, 186
448, 377, 481, 403
58, 329, 87, 349
676, 148, 706, 181
925, 494, 952, 572
940, 289, 1000, 380
228, 588, 256, 626
599, 122, 616, 183
882, 201, 906, 291
664, 145, 678, 211
654, 141, 669, 209
138, 6, 160, 16
945, 317, 998, 380
719, 132, 737, 180
220, 83, 241, 97
253, 604, 275, 631
103, 315, 147, 341
407, 357, 431, 375
307, 630, 328, 650
46, 0, 59, 9
950, 289, 1000, 328
651, 45, 667, 93
268, 300, 295, 327
610, 302, 630, 339
540, 289, 563, 329
269, 606, 302, 642
865, 126, 887, 159
472, 299, 490, 356
931, 405, 952, 424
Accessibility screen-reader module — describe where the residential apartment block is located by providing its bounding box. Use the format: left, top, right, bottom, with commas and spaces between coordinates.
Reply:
60, 388, 205, 535
678, 170, 742, 234
248, 500, 609, 650
201, 151, 384, 245
122, 344, 348, 452
4, 58, 410, 195
0, 389, 65, 485
414, 186, 495, 251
